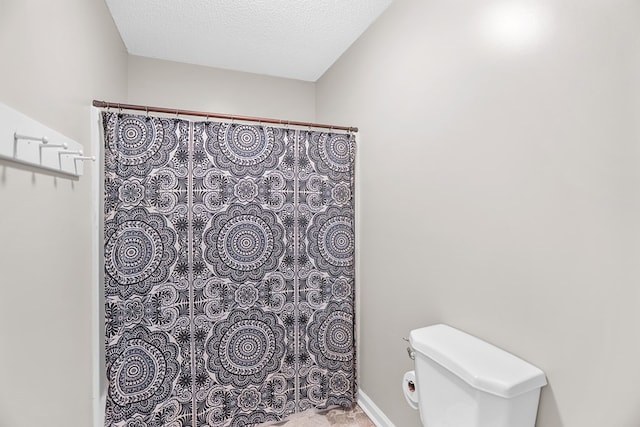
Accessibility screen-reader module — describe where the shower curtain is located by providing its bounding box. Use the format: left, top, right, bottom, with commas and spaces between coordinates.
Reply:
102, 112, 356, 427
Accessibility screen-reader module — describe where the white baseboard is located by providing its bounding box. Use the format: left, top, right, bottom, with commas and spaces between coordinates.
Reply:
358, 389, 396, 427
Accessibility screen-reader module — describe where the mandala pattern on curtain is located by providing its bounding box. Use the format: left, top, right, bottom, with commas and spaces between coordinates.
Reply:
103, 112, 356, 427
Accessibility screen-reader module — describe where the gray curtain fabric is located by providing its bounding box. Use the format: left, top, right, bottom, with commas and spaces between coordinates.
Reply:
102, 112, 356, 427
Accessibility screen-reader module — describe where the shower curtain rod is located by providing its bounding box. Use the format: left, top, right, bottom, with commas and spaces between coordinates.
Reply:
92, 100, 358, 133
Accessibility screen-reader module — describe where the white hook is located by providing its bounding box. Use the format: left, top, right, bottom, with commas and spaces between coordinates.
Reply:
59, 150, 83, 158
13, 132, 48, 157
73, 155, 96, 162
58, 150, 83, 168
41, 143, 67, 150
39, 142, 68, 163
73, 155, 96, 174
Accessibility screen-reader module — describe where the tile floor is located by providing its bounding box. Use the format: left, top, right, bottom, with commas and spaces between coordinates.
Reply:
259, 405, 375, 427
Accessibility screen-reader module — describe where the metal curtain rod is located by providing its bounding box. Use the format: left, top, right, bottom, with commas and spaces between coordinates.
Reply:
92, 100, 358, 133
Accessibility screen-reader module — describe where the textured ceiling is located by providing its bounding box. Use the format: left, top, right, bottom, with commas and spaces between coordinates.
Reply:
105, 0, 393, 82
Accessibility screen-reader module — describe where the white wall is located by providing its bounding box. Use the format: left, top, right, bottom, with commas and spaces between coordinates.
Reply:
0, 1, 127, 427
317, 1, 640, 426
128, 55, 316, 122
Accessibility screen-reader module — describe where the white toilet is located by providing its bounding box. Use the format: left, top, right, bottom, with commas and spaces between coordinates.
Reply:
406, 324, 547, 427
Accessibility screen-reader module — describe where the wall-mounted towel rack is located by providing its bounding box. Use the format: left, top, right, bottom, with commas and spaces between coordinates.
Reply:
0, 102, 94, 178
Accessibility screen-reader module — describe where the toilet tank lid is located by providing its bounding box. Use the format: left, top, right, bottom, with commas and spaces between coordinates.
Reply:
410, 324, 547, 399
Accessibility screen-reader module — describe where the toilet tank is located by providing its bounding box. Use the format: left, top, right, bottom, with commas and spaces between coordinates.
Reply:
409, 324, 547, 427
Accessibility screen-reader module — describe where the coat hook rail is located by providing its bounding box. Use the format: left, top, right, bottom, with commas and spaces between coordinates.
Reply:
0, 101, 89, 178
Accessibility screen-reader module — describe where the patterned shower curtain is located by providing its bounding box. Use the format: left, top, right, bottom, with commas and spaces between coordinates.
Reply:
102, 112, 356, 427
